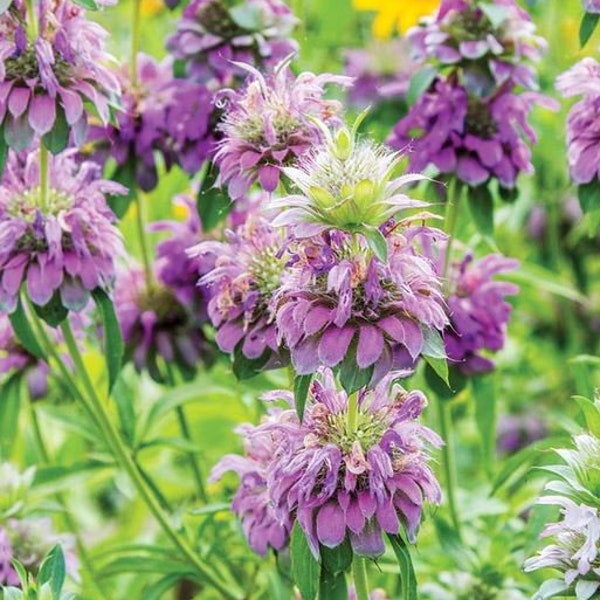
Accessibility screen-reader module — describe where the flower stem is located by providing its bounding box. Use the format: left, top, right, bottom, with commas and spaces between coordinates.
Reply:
25, 0, 38, 38
347, 391, 359, 432
27, 398, 110, 600
435, 397, 462, 539
59, 320, 243, 600
442, 178, 464, 282
39, 144, 49, 213
352, 557, 370, 600
130, 0, 142, 86
135, 192, 154, 287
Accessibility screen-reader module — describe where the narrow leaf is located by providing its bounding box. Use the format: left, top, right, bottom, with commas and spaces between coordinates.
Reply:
9, 297, 45, 359
363, 227, 388, 262
573, 395, 600, 437
92, 288, 124, 392
38, 545, 66, 600
0, 374, 21, 460
318, 570, 348, 600
197, 164, 233, 232
467, 185, 494, 237
321, 539, 352, 576
42, 106, 69, 155
423, 355, 449, 387
580, 12, 600, 47
294, 374, 312, 423
578, 180, 600, 213
387, 534, 418, 600
0, 122, 8, 178
33, 292, 68, 327
407, 66, 437, 106
472, 374, 496, 479
108, 161, 135, 218
72, 0, 98, 8
232, 344, 270, 380
291, 522, 320, 600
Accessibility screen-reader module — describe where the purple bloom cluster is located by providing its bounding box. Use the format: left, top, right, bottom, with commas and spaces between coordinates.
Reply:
215, 60, 350, 199
90, 54, 215, 192
496, 412, 547, 455
276, 229, 448, 385
0, 0, 119, 150
0, 149, 124, 312
584, 0, 600, 13
556, 58, 600, 185
167, 0, 298, 87
214, 370, 442, 558
443, 250, 518, 375
344, 39, 418, 108
192, 211, 288, 368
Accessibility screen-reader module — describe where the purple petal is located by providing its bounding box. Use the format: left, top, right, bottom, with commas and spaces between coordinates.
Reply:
28, 95, 56, 135
357, 325, 384, 368
350, 520, 385, 558
316, 502, 346, 548
258, 164, 280, 192
318, 325, 355, 367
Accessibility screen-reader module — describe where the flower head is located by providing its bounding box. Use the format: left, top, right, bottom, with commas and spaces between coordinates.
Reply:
210, 408, 296, 555
191, 212, 288, 369
0, 148, 124, 313
443, 250, 518, 375
276, 228, 448, 386
0, 0, 120, 151
496, 413, 547, 455
167, 0, 297, 87
215, 59, 350, 199
266, 370, 442, 558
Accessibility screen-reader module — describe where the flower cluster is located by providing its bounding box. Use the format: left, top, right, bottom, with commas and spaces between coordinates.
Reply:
496, 412, 547, 455
389, 0, 555, 190
167, 0, 297, 87
213, 370, 442, 558
0, 149, 124, 313
443, 250, 518, 375
215, 59, 350, 199
556, 58, 600, 185
89, 54, 215, 193
0, 0, 120, 151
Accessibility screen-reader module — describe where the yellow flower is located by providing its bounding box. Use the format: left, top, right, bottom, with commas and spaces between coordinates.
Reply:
141, 0, 165, 17
354, 0, 440, 38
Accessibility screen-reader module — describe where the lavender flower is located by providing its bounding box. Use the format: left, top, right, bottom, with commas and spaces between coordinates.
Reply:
210, 408, 295, 555
215, 59, 350, 199
584, 0, 600, 13
191, 212, 288, 369
556, 58, 600, 185
275, 229, 448, 386
497, 413, 547, 454
443, 251, 519, 375
114, 264, 214, 382
408, 0, 546, 92
0, 149, 124, 313
0, 0, 120, 151
166, 0, 298, 87
0, 526, 18, 586
388, 78, 552, 189
344, 39, 418, 108
266, 370, 442, 558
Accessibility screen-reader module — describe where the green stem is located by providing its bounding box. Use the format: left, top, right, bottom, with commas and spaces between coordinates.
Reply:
24, 0, 38, 37
39, 144, 49, 213
59, 321, 242, 600
135, 192, 154, 287
435, 398, 462, 539
352, 557, 370, 600
347, 392, 359, 433
27, 399, 110, 600
130, 0, 142, 86
442, 178, 464, 282
165, 365, 208, 503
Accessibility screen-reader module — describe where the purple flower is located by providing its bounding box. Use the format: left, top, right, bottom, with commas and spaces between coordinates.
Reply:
584, 0, 600, 13
0, 148, 125, 313
89, 54, 215, 192
344, 39, 418, 108
496, 413, 547, 455
556, 58, 600, 185
266, 370, 442, 558
0, 526, 18, 586
388, 78, 554, 189
443, 251, 519, 375
408, 0, 546, 92
114, 264, 214, 382
215, 59, 350, 199
210, 408, 296, 555
275, 228, 448, 385
0, 0, 120, 151
166, 0, 298, 87
191, 212, 288, 369
524, 498, 600, 600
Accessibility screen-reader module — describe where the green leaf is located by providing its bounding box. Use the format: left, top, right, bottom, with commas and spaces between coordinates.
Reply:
580, 12, 600, 47
71, 0, 98, 9
197, 164, 233, 232
318, 570, 347, 600
422, 329, 449, 386
2, 587, 24, 600
38, 545, 66, 600
424, 363, 466, 400
497, 185, 519, 203
229, 4, 263, 30
573, 395, 600, 437
407, 66, 438, 106
9, 297, 45, 359
0, 123, 8, 178
112, 375, 136, 443
92, 288, 124, 392
294, 374, 312, 423
0, 374, 21, 460
467, 185, 494, 237
232, 344, 270, 380
387, 534, 418, 600
479, 3, 509, 27
363, 226, 388, 262
578, 180, 600, 213
42, 106, 70, 155
107, 161, 136, 218
290, 522, 320, 600
321, 539, 352, 576
33, 292, 68, 327
423, 356, 449, 388
472, 374, 496, 479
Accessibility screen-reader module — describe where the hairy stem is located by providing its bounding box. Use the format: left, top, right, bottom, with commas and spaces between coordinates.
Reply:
352, 557, 370, 600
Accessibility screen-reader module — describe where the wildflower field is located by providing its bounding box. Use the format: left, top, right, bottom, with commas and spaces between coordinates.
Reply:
2, 0, 600, 598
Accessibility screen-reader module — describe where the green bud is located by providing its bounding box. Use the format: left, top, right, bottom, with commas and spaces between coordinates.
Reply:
333, 128, 353, 160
